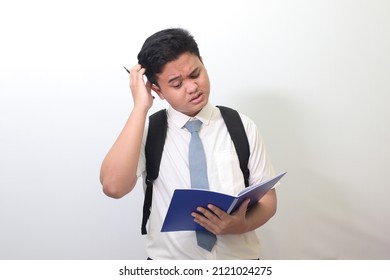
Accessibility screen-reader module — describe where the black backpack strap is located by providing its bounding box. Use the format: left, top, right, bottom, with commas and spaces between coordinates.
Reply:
142, 109, 167, 235
217, 106, 250, 187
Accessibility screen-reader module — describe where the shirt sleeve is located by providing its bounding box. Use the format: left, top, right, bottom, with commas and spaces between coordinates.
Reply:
240, 113, 277, 186
136, 122, 148, 178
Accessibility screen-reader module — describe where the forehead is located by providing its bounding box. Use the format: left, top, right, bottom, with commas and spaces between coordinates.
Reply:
158, 53, 202, 81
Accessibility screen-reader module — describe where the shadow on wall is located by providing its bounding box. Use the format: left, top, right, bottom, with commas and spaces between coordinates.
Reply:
229, 90, 368, 259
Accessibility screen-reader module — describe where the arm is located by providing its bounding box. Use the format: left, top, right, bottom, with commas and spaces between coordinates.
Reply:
192, 188, 277, 235
100, 65, 154, 198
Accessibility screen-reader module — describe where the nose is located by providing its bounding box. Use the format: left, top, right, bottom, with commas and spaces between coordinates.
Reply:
185, 80, 198, 94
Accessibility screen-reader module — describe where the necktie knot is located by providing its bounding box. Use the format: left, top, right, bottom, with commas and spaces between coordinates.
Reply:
184, 119, 202, 133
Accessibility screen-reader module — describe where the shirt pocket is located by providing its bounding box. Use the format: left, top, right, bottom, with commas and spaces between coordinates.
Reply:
211, 150, 244, 195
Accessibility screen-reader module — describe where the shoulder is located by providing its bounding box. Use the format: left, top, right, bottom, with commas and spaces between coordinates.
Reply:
238, 112, 257, 130
217, 105, 258, 131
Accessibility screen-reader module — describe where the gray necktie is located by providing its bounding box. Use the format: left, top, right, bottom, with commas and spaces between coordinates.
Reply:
184, 119, 217, 251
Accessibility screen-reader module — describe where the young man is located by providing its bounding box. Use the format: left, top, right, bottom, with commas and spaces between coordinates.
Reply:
100, 28, 277, 259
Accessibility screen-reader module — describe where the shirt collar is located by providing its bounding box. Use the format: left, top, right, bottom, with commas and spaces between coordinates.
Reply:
167, 102, 215, 129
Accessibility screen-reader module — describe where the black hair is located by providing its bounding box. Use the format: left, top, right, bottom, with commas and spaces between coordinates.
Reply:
137, 28, 201, 86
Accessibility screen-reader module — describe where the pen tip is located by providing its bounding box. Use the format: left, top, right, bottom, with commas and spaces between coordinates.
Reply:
123, 65, 130, 74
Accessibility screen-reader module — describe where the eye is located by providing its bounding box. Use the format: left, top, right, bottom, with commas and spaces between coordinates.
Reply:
190, 71, 200, 79
172, 82, 182, 89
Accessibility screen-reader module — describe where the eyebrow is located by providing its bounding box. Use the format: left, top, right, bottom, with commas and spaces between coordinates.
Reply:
168, 76, 181, 84
167, 67, 200, 84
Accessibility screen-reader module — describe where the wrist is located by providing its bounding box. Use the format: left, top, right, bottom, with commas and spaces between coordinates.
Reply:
132, 104, 150, 116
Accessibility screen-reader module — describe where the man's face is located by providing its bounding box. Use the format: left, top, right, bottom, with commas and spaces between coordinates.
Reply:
153, 52, 210, 117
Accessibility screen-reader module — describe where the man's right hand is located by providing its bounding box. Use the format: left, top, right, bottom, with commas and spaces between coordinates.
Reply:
130, 64, 154, 111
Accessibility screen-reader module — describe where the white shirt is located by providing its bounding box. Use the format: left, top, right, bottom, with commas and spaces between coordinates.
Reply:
137, 102, 276, 259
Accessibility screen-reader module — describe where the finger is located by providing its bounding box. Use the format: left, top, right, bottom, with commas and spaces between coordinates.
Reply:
191, 212, 217, 234
130, 64, 142, 72
130, 65, 144, 78
235, 198, 250, 216
192, 211, 207, 223
130, 64, 141, 78
206, 204, 227, 219
195, 206, 222, 222
137, 67, 146, 77
129, 65, 140, 82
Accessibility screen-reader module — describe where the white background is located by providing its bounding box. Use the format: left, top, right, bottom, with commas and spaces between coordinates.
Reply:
1, 0, 389, 259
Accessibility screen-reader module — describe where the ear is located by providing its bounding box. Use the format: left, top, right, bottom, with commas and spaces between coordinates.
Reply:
151, 84, 165, 100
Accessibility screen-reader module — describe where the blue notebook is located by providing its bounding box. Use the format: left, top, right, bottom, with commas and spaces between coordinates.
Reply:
161, 172, 287, 232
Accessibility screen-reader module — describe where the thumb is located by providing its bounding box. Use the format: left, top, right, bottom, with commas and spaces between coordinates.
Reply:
234, 198, 250, 216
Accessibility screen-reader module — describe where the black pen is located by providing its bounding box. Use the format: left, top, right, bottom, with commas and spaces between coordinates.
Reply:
123, 65, 131, 74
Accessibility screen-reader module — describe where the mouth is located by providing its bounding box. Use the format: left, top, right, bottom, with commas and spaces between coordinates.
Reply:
190, 92, 204, 104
